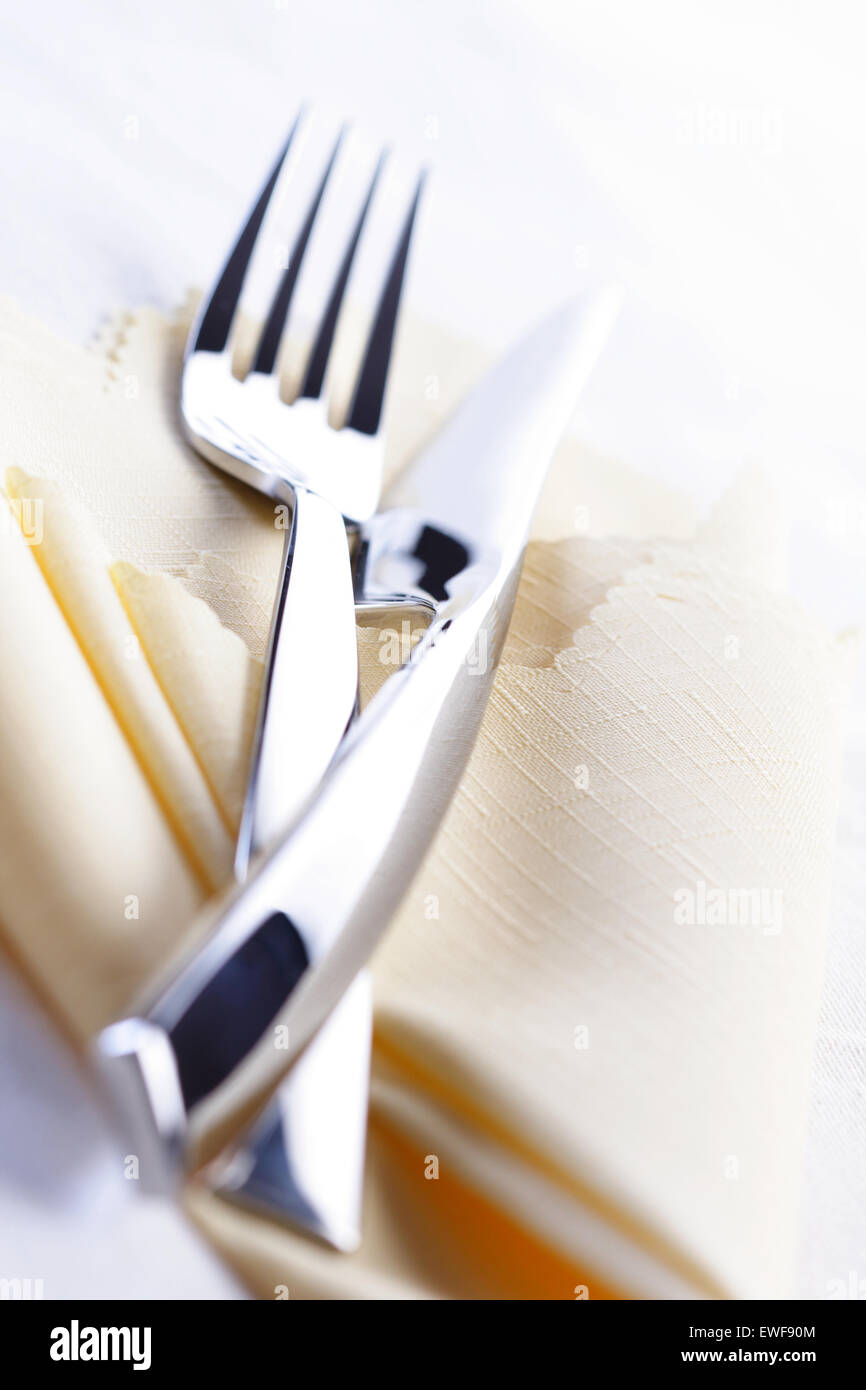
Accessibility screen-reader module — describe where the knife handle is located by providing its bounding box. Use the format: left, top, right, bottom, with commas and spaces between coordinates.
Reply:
96, 561, 509, 1181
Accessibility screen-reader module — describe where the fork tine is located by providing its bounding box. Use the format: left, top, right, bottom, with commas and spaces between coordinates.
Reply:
191, 117, 302, 356
251, 130, 346, 378
345, 170, 427, 436
298, 151, 386, 401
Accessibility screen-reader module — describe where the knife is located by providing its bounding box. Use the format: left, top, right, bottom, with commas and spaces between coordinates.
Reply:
95, 287, 621, 1188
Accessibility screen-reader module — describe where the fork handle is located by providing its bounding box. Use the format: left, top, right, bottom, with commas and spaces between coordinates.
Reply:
235, 486, 358, 877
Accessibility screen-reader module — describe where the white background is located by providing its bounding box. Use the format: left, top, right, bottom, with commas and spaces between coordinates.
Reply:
0, 0, 864, 1299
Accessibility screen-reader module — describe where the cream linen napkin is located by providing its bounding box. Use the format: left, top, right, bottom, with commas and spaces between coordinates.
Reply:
0, 296, 848, 1299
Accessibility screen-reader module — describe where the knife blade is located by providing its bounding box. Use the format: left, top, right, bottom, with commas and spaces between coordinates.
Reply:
95, 287, 621, 1184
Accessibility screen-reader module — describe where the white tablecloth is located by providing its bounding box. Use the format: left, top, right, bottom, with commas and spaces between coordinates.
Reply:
1, 0, 863, 1299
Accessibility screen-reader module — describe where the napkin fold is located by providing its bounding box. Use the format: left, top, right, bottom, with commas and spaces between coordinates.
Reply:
0, 296, 848, 1298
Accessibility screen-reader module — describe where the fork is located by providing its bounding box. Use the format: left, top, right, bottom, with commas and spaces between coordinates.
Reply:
180, 111, 424, 1247
182, 110, 424, 864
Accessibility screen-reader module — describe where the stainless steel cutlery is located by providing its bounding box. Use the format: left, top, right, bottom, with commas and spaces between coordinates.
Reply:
95, 112, 620, 1246
97, 286, 619, 1192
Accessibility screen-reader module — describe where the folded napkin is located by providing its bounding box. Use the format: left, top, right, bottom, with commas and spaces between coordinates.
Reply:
0, 297, 848, 1298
